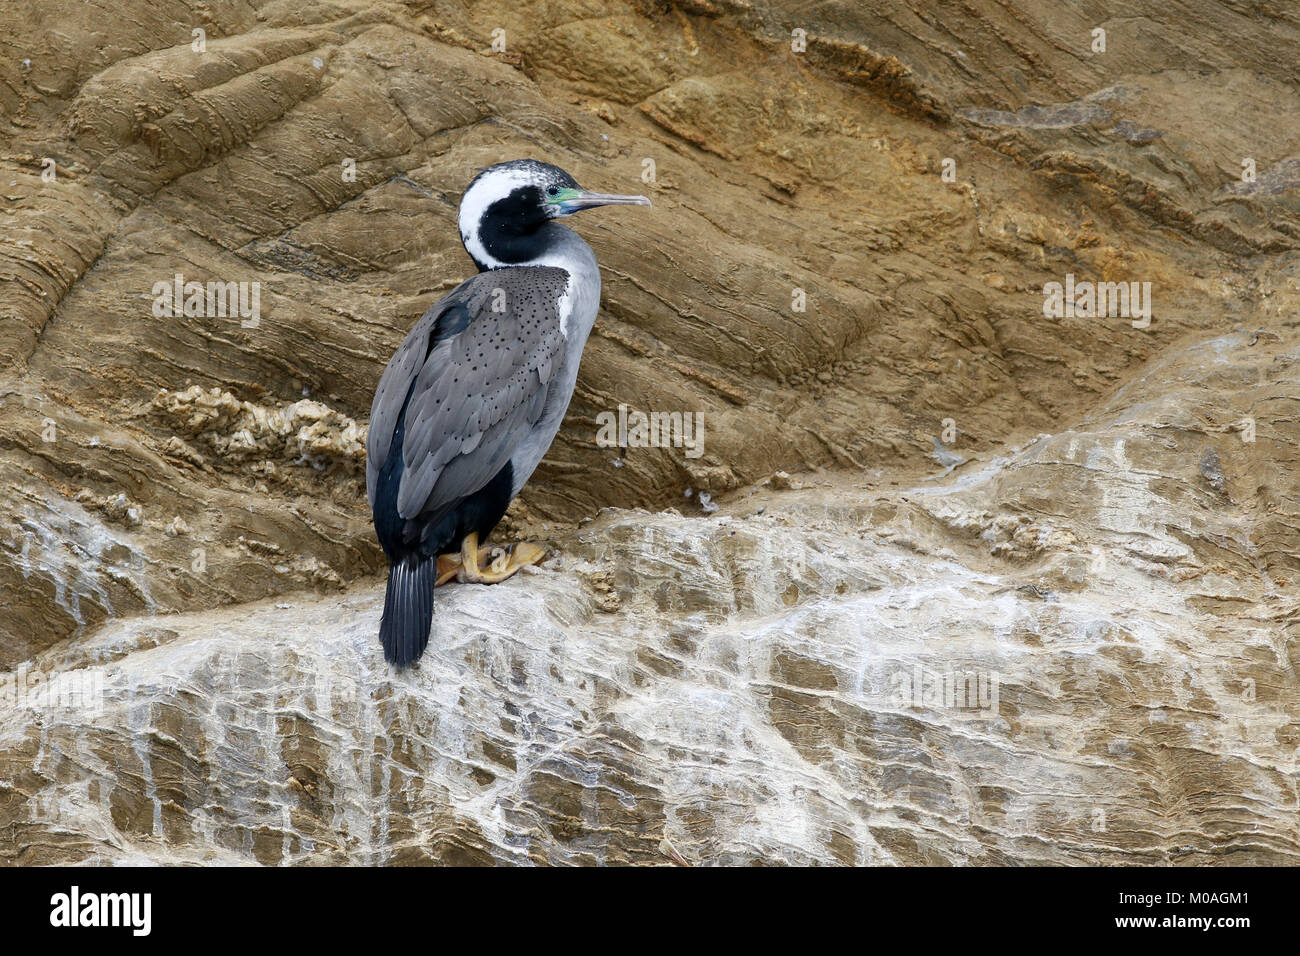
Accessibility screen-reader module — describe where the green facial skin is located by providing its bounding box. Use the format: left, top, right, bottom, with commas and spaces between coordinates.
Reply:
546, 187, 584, 216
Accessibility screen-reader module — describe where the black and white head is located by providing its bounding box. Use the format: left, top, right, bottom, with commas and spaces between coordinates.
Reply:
458, 159, 650, 271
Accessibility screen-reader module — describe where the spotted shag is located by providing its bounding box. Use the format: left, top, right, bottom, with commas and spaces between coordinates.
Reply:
366, 159, 651, 666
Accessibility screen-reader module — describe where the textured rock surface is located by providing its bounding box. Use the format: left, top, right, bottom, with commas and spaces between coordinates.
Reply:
2, 0, 1299, 864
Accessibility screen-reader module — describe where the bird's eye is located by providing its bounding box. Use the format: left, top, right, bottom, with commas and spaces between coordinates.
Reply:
546, 186, 559, 197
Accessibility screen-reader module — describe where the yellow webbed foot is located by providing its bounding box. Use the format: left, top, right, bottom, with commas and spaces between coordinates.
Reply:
456, 533, 547, 584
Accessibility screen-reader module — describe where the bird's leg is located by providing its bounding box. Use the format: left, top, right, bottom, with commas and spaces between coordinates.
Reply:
456, 532, 547, 584
435, 553, 462, 586
455, 532, 485, 583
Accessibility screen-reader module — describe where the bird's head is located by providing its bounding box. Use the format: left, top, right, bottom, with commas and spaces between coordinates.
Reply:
458, 159, 650, 270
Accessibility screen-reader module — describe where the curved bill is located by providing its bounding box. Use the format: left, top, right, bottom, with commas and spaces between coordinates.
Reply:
557, 190, 652, 214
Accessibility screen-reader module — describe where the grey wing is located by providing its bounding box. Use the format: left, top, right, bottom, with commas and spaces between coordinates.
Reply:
366, 274, 488, 504
366, 267, 570, 521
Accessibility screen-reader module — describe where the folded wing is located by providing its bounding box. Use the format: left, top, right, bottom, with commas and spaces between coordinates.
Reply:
366, 267, 570, 523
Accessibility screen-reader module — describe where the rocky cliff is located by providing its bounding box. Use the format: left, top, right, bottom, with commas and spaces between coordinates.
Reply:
2, 0, 1299, 864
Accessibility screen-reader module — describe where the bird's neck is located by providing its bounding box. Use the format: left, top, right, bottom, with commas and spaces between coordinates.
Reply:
463, 221, 601, 345
464, 220, 596, 276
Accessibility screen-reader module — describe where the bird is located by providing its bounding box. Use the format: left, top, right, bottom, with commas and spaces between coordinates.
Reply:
366, 159, 651, 667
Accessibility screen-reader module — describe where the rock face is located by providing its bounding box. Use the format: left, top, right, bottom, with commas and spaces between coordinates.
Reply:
2, 0, 1299, 864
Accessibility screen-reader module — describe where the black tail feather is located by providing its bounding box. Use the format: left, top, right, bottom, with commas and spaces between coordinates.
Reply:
379, 554, 435, 666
